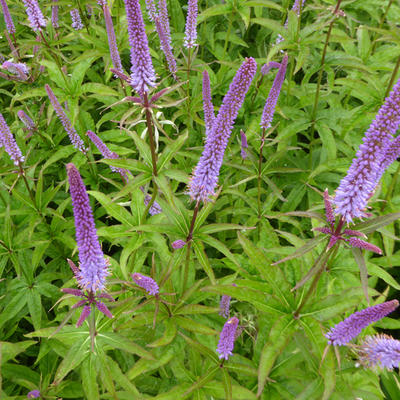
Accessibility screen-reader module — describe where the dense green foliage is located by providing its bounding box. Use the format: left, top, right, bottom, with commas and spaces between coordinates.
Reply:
1, 0, 400, 398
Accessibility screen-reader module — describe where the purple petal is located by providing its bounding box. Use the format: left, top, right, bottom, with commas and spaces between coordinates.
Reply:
76, 305, 92, 327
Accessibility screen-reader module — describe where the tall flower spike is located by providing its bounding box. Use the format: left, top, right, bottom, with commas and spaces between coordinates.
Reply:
22, 0, 46, 32
131, 273, 159, 295
2, 61, 29, 81
0, 113, 24, 165
217, 316, 239, 360
260, 55, 288, 129
219, 284, 236, 318
144, 0, 157, 21
188, 58, 257, 202
325, 300, 399, 346
202, 70, 215, 135
102, 4, 123, 74
17, 110, 36, 131
0, 0, 16, 34
124, 0, 156, 94
240, 130, 248, 160
52, 0, 59, 28
45, 85, 86, 153
184, 0, 198, 48
359, 334, 400, 370
66, 163, 109, 292
70, 8, 84, 30
334, 78, 400, 222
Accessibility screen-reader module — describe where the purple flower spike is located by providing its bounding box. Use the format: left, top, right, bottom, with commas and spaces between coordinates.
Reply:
2, 61, 29, 81
359, 334, 400, 370
86, 130, 129, 182
77, 305, 92, 327
348, 237, 382, 255
124, 0, 156, 94
131, 272, 159, 295
96, 300, 113, 318
143, 192, 162, 215
219, 283, 237, 318
18, 110, 35, 131
260, 61, 281, 76
0, 0, 16, 34
217, 316, 239, 360
70, 8, 84, 30
66, 163, 109, 292
102, 4, 123, 74
22, 0, 46, 32
52, 0, 59, 28
188, 58, 257, 202
172, 239, 186, 249
27, 390, 41, 399
240, 130, 248, 160
334, 78, 400, 222
325, 300, 399, 346
0, 113, 24, 165
144, 0, 157, 21
202, 70, 215, 135
184, 0, 198, 48
260, 55, 288, 129
323, 189, 335, 226
45, 85, 86, 153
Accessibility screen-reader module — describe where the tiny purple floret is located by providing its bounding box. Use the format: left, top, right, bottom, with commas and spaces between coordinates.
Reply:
27, 390, 41, 399
172, 239, 186, 249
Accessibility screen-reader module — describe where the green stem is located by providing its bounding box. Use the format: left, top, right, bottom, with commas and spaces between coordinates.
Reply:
223, 14, 233, 59
385, 55, 400, 98
370, 0, 394, 55
186, 47, 192, 111
18, 164, 43, 218
257, 128, 266, 218
141, 185, 158, 221
76, 0, 90, 34
89, 303, 96, 352
143, 94, 158, 178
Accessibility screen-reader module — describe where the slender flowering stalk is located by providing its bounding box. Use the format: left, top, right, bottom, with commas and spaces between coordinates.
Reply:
131, 273, 159, 295
70, 8, 84, 30
52, 0, 59, 28
217, 316, 239, 360
17, 110, 36, 131
45, 85, 86, 153
154, 17, 177, 79
0, 0, 16, 34
188, 58, 257, 201
184, 0, 198, 48
102, 4, 123, 74
325, 300, 399, 346
359, 334, 400, 370
260, 61, 281, 76
66, 163, 109, 292
260, 55, 288, 129
334, 78, 400, 222
124, 0, 156, 94
2, 61, 29, 80
22, 0, 46, 32
202, 70, 214, 135
144, 0, 157, 21
240, 129, 248, 160
0, 113, 25, 165
27, 390, 41, 399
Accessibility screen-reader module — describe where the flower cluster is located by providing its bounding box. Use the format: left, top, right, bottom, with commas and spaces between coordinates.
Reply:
217, 316, 239, 360
184, 0, 198, 48
131, 273, 159, 295
17, 110, 36, 131
2, 61, 29, 81
0, 0, 16, 34
0, 112, 25, 165
52, 0, 59, 28
22, 0, 46, 32
70, 8, 84, 30
202, 70, 215, 136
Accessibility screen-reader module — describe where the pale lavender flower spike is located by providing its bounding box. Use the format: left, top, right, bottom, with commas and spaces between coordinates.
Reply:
124, 0, 156, 94
18, 110, 35, 131
334, 78, 400, 223
219, 284, 237, 318
0, 113, 25, 165
66, 164, 110, 292
240, 130, 248, 160
188, 58, 257, 202
45, 84, 86, 153
144, 0, 157, 21
2, 61, 29, 81
131, 272, 159, 295
1, 0, 16, 34
52, 0, 59, 28
184, 0, 198, 48
102, 3, 123, 74
22, 0, 46, 32
70, 8, 84, 30
260, 54, 288, 129
217, 316, 239, 360
261, 61, 281, 76
202, 70, 215, 135
172, 239, 186, 249
359, 334, 400, 370
325, 300, 399, 346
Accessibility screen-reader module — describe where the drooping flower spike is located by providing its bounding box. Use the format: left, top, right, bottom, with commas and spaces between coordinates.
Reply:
334, 77, 400, 222
2, 61, 29, 81
325, 300, 399, 346
45, 85, 86, 153
70, 8, 84, 30
188, 57, 257, 202
202, 70, 215, 136
0, 113, 25, 165
240, 130, 248, 160
359, 334, 400, 370
22, 0, 46, 32
260, 54, 288, 129
124, 0, 156, 94
131, 273, 159, 295
184, 0, 198, 48
0, 0, 16, 34
66, 163, 109, 292
217, 316, 239, 360
17, 110, 36, 131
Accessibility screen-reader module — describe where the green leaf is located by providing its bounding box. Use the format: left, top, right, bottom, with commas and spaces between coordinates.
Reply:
0, 341, 36, 365
0, 289, 27, 330
81, 354, 99, 400
221, 368, 232, 400
251, 18, 286, 36
157, 132, 188, 172
147, 319, 177, 347
192, 240, 216, 284
175, 316, 218, 335
353, 212, 400, 234
367, 263, 400, 290
352, 248, 370, 304
182, 366, 220, 398
27, 288, 42, 331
